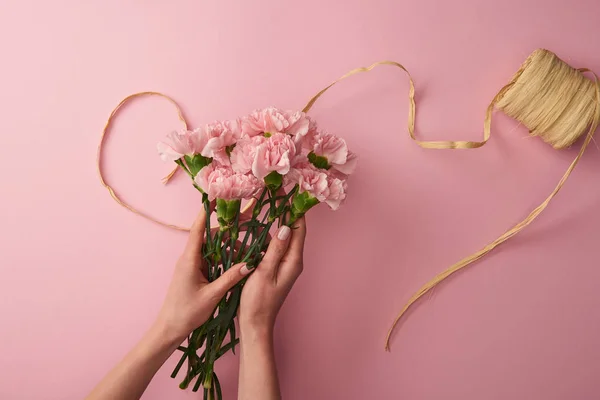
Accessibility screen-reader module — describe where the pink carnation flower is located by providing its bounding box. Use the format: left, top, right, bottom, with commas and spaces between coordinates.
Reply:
241, 107, 310, 142
311, 131, 347, 164
230, 135, 267, 174
157, 128, 206, 162
287, 161, 348, 210
201, 119, 242, 164
299, 116, 318, 149
332, 151, 357, 176
194, 163, 263, 201
323, 176, 348, 210
310, 131, 357, 176
287, 161, 329, 201
252, 132, 296, 180
242, 107, 289, 137
285, 110, 311, 145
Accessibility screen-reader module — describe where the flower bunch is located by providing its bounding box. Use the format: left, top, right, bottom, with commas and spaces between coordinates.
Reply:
157, 106, 356, 399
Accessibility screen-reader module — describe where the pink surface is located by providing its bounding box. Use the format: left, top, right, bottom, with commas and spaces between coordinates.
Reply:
2, 1, 600, 399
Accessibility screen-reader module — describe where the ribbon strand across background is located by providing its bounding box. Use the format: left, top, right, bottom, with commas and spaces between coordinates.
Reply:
98, 48, 600, 351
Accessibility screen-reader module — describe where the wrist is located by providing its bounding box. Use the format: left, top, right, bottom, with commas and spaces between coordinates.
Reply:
148, 318, 186, 351
239, 322, 274, 343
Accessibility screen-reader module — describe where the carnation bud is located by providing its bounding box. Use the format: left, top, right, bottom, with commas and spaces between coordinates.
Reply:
216, 198, 241, 226
290, 190, 320, 222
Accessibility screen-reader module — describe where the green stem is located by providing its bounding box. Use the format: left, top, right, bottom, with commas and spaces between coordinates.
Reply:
211, 230, 224, 281
178, 187, 297, 399
236, 224, 254, 262
175, 159, 205, 193
226, 210, 240, 270
213, 373, 223, 400
268, 189, 277, 222
175, 159, 193, 179
203, 196, 212, 248
243, 219, 274, 266
171, 351, 188, 378
236, 189, 268, 262
192, 370, 205, 392
203, 334, 214, 388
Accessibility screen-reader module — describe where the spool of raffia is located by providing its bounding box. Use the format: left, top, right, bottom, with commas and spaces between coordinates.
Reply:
298, 48, 600, 350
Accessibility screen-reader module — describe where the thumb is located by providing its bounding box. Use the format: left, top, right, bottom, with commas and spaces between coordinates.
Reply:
206, 263, 253, 299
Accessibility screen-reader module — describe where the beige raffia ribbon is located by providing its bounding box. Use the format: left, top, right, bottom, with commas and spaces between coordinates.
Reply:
303, 60, 495, 149
302, 59, 600, 351
97, 91, 191, 231
98, 92, 258, 231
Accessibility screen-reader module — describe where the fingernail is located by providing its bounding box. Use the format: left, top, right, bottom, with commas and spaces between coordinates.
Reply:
240, 263, 253, 276
277, 225, 291, 241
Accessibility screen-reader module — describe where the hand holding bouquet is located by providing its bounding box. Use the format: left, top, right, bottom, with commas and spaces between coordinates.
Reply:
157, 107, 356, 399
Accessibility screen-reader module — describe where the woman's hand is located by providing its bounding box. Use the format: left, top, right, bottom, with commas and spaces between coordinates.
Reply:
237, 217, 306, 400
238, 217, 307, 333
155, 208, 253, 344
87, 209, 252, 400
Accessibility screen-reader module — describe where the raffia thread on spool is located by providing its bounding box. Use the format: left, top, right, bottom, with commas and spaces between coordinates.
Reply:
380, 49, 600, 350
98, 49, 600, 350
298, 49, 599, 350
495, 49, 597, 149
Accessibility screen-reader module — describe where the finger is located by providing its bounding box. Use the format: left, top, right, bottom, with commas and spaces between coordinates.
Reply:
259, 225, 292, 279
285, 216, 307, 259
278, 217, 307, 281
184, 209, 207, 260
205, 263, 253, 299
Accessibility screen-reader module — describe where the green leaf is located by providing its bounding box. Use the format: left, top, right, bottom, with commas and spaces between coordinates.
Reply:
179, 376, 191, 389
308, 151, 331, 170
203, 248, 216, 257
192, 326, 207, 349
174, 158, 194, 179
192, 370, 205, 392
213, 373, 223, 400
228, 324, 237, 355
184, 154, 212, 177
204, 286, 242, 331
264, 171, 283, 190
171, 352, 188, 378
276, 185, 298, 214
217, 339, 240, 359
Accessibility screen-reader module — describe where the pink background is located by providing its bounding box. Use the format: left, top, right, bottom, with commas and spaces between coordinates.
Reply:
2, 0, 600, 399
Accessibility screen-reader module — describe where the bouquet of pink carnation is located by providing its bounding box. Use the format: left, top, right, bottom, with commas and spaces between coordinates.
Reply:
157, 106, 356, 398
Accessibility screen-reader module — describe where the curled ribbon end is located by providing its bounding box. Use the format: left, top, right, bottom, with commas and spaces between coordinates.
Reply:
384, 322, 398, 352
384, 337, 392, 352
162, 166, 179, 185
